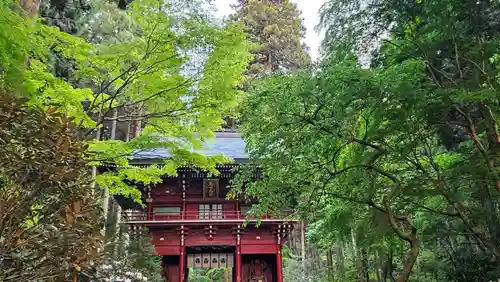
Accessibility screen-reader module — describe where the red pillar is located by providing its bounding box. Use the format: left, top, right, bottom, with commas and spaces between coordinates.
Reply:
235, 245, 242, 282
180, 246, 186, 282
276, 244, 283, 282
147, 199, 152, 219
236, 200, 240, 219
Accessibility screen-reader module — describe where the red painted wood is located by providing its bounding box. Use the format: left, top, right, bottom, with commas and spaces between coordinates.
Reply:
147, 201, 152, 220
276, 245, 283, 282
236, 245, 242, 282
179, 246, 185, 282
185, 233, 235, 246
141, 177, 296, 282
241, 245, 276, 254
152, 203, 182, 207
241, 232, 276, 245
241, 263, 249, 282
155, 246, 180, 256
185, 204, 198, 220
236, 201, 240, 220
152, 231, 179, 245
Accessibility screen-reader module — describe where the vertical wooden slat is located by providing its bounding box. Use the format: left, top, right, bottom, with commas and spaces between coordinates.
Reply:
227, 253, 234, 268
194, 254, 202, 268
210, 253, 219, 268
202, 253, 211, 268
219, 253, 227, 268
187, 254, 194, 268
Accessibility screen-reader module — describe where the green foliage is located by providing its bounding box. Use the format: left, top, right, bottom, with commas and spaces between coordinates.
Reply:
0, 1, 254, 279
1, 0, 254, 202
92, 232, 163, 282
236, 1, 500, 280
188, 268, 229, 282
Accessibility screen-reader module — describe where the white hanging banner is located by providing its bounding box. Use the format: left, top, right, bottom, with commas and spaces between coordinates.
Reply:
219, 253, 227, 268
189, 253, 234, 269
210, 253, 219, 268
202, 254, 211, 268
194, 254, 202, 268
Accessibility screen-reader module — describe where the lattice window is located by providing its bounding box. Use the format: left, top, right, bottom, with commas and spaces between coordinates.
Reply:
198, 204, 223, 219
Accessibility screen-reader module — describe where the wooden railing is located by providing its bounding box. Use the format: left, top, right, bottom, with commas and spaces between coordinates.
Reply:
123, 210, 294, 222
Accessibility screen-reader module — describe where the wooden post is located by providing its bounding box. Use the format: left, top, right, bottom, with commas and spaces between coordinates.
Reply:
146, 199, 152, 220
277, 236, 284, 282
235, 245, 242, 282
300, 220, 306, 264
236, 200, 240, 220
179, 247, 185, 282
180, 228, 186, 282
103, 109, 118, 229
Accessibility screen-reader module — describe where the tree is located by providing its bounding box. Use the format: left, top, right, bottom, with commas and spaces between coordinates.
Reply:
1, 0, 253, 280
234, 33, 500, 282
319, 0, 500, 261
230, 0, 311, 77
233, 1, 500, 281
0, 92, 104, 281
1, 0, 254, 202
38, 0, 91, 33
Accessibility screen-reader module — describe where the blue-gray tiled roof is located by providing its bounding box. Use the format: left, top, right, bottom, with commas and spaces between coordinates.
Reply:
130, 132, 248, 163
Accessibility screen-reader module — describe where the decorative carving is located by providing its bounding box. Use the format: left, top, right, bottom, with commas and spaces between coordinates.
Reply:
249, 259, 267, 282
161, 261, 169, 281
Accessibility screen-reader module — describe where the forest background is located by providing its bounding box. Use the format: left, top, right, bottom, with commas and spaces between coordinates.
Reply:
1, 0, 500, 282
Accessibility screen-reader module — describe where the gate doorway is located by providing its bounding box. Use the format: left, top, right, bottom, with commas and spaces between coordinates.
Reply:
186, 246, 234, 282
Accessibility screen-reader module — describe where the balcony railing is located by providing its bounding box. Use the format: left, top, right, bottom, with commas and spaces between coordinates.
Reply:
123, 210, 295, 223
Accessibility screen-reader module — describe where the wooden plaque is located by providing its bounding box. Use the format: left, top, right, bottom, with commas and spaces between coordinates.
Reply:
203, 179, 219, 199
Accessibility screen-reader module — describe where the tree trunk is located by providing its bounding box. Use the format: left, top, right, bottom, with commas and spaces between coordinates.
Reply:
479, 182, 500, 247
102, 109, 117, 234
376, 252, 382, 282
327, 248, 334, 280
335, 244, 345, 280
301, 220, 306, 264
396, 234, 419, 282
381, 249, 396, 282
360, 248, 369, 282
20, 0, 41, 17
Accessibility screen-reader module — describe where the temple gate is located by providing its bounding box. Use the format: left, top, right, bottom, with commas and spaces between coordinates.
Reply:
111, 132, 295, 282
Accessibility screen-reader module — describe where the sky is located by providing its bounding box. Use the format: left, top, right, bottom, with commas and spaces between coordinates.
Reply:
213, 0, 328, 61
